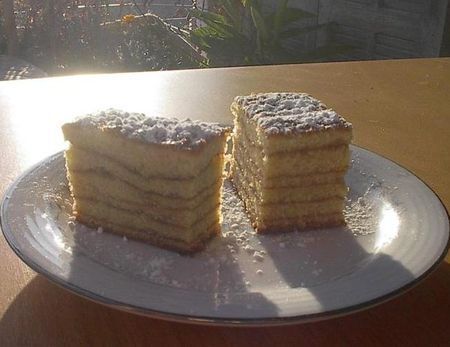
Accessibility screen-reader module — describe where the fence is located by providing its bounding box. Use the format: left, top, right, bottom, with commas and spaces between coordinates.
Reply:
266, 0, 449, 60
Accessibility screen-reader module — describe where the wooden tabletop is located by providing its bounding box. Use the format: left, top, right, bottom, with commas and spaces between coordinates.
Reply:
0, 58, 449, 346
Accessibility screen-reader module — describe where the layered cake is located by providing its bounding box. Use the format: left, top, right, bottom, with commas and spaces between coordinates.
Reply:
230, 92, 352, 232
62, 109, 230, 253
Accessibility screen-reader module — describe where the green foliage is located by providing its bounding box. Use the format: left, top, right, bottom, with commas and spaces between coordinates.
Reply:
2, 1, 201, 75
189, 6, 251, 66
188, 0, 351, 67
1, 0, 355, 75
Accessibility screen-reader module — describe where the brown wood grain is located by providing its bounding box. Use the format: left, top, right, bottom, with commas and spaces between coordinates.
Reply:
0, 58, 449, 346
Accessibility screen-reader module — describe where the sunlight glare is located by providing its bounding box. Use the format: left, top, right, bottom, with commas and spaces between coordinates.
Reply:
374, 202, 401, 250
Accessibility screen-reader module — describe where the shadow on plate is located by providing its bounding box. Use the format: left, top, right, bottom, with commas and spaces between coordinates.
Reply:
29, 154, 280, 320
1, 261, 449, 346
66, 220, 280, 320
259, 224, 416, 313
0, 151, 444, 330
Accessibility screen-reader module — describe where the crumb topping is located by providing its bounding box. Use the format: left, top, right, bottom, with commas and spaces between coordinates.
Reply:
70, 108, 230, 149
234, 92, 352, 135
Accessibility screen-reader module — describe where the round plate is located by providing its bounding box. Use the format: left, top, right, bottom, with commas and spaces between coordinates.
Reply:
1, 146, 449, 326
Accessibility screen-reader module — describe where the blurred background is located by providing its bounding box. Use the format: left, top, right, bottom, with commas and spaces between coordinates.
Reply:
0, 0, 449, 79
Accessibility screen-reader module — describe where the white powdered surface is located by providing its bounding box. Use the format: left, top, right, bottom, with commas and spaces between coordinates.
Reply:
69, 108, 230, 149
8, 143, 443, 319
43, 179, 384, 293
35, 151, 399, 294
344, 194, 377, 236
234, 92, 352, 135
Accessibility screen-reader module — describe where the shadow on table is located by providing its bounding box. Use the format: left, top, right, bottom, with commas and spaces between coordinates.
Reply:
1, 261, 449, 346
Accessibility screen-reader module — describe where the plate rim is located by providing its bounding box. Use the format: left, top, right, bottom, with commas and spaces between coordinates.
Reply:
1, 147, 449, 326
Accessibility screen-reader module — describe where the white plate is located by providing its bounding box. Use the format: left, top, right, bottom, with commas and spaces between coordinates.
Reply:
1, 146, 449, 326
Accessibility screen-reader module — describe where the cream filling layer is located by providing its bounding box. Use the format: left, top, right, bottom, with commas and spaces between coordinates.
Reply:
68, 168, 222, 210
233, 129, 350, 177
75, 198, 219, 243
66, 146, 224, 199
256, 213, 344, 232
73, 186, 220, 227
77, 214, 219, 251
231, 148, 346, 188
232, 166, 345, 226
65, 147, 223, 199
232, 160, 347, 204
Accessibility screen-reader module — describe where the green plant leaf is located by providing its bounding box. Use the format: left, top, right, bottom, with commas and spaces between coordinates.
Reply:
190, 9, 238, 38
191, 27, 219, 49
221, 0, 243, 29
192, 8, 249, 37
250, 6, 269, 40
190, 9, 227, 24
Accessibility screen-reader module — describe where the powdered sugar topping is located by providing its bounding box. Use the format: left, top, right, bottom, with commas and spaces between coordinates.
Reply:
71, 109, 230, 149
234, 92, 351, 135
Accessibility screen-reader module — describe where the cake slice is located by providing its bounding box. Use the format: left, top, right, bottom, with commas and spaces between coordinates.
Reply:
62, 109, 230, 253
230, 92, 352, 232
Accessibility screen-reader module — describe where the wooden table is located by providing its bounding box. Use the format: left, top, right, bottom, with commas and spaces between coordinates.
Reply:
0, 58, 449, 346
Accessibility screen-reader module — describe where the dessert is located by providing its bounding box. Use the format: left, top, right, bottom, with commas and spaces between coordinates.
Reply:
230, 92, 352, 232
62, 109, 230, 253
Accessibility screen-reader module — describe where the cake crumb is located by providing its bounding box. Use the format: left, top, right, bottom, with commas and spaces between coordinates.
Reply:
253, 251, 264, 261
344, 194, 377, 236
243, 245, 254, 253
